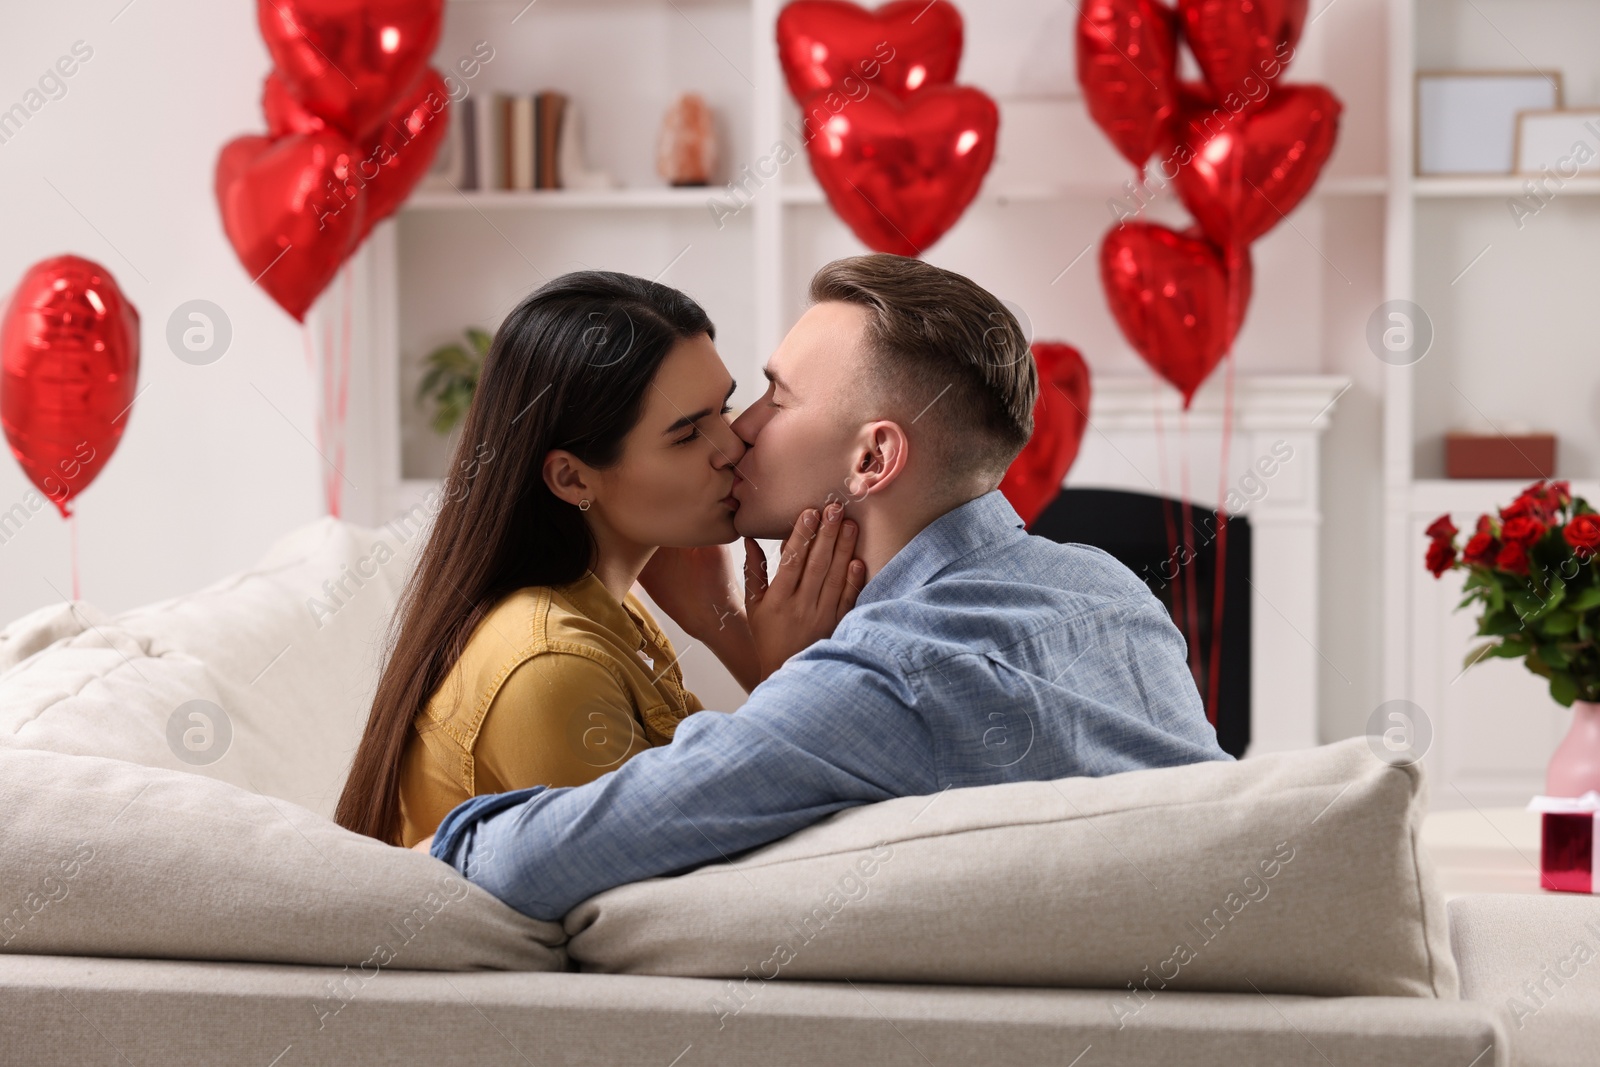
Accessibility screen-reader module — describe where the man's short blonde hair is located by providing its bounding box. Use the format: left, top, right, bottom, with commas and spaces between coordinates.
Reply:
808, 254, 1037, 486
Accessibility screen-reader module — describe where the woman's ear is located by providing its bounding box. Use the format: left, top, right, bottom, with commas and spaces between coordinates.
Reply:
543, 449, 592, 507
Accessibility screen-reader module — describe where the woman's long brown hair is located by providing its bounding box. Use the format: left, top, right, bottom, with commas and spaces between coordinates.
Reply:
335, 271, 714, 844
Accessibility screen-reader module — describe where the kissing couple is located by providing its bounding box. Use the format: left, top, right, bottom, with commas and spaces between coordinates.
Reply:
335, 252, 1232, 921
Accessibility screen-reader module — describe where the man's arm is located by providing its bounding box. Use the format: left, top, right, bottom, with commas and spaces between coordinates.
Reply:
428, 638, 937, 921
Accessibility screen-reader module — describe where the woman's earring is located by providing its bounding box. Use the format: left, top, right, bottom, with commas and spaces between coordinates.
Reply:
578, 498, 591, 511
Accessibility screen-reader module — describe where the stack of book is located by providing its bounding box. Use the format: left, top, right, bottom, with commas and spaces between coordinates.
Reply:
419, 90, 617, 194
422, 90, 579, 192
496, 90, 569, 190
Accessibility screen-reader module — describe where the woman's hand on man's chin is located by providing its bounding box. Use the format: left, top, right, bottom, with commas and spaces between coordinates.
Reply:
743, 501, 864, 684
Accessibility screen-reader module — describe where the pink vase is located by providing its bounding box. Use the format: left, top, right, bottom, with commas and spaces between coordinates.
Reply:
1546, 700, 1600, 797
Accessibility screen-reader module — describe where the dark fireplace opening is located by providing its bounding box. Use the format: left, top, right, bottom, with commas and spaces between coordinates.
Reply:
1029, 488, 1251, 759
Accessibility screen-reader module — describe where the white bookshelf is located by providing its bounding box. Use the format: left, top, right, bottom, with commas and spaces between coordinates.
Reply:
1384, 0, 1600, 808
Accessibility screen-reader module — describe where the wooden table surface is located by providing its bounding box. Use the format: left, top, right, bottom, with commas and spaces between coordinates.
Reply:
1420, 806, 1548, 898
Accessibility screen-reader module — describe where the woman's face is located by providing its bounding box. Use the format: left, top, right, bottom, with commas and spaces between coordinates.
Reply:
585, 332, 746, 549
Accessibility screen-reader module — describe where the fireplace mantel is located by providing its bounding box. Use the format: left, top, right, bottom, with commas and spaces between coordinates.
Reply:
1064, 374, 1352, 756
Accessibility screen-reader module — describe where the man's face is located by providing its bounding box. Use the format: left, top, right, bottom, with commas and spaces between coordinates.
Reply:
729, 302, 873, 539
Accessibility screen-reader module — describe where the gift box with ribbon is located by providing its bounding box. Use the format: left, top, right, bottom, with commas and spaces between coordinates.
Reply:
1528, 792, 1600, 893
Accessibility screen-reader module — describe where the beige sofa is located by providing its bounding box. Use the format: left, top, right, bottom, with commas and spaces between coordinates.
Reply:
1, 517, 1594, 1067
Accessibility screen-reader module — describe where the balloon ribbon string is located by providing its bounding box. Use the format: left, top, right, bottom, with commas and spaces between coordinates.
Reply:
324, 291, 337, 517
1151, 380, 1184, 654
70, 511, 80, 601
1206, 249, 1243, 730
332, 261, 354, 519
303, 316, 331, 518
1180, 408, 1200, 688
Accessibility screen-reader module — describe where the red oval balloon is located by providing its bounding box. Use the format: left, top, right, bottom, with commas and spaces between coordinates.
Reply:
777, 0, 963, 104
257, 0, 444, 141
1099, 222, 1251, 407
999, 341, 1092, 527
1, 255, 140, 518
803, 83, 998, 256
215, 131, 366, 322
1177, 0, 1307, 107
352, 67, 451, 241
1076, 0, 1179, 174
1167, 82, 1342, 252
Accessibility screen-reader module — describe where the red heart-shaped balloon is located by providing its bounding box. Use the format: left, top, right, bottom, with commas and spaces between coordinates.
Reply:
263, 70, 327, 136
1167, 82, 1341, 252
1177, 0, 1307, 106
803, 84, 998, 256
1076, 0, 1179, 174
215, 133, 273, 217
215, 131, 365, 322
351, 67, 451, 241
1099, 222, 1252, 408
1, 255, 140, 519
998, 341, 1092, 528
777, 0, 964, 103
257, 0, 444, 140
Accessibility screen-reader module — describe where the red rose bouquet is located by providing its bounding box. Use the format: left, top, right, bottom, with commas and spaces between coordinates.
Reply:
1425, 479, 1600, 707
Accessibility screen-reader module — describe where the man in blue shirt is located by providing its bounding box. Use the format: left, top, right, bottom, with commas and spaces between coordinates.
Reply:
423, 254, 1233, 921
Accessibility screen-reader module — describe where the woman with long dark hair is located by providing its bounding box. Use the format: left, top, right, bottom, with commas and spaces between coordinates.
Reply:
335, 271, 861, 847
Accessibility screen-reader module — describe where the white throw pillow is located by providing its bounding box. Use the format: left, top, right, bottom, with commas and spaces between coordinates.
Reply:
566, 737, 1459, 1001
0, 747, 565, 972
0, 516, 420, 819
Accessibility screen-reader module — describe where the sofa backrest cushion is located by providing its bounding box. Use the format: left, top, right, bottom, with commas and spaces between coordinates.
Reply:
0, 747, 565, 972
0, 517, 420, 820
565, 737, 1459, 1000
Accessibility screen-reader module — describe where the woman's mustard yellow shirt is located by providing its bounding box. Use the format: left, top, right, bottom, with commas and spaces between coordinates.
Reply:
396, 569, 709, 847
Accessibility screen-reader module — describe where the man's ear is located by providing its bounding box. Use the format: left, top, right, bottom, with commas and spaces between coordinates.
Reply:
843, 421, 908, 501
543, 449, 592, 507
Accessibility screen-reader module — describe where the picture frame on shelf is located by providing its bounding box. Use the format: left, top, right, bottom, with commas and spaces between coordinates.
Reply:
1415, 70, 1563, 175
1513, 108, 1600, 176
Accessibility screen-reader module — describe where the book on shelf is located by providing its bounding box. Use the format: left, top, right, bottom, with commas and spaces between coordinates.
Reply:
536, 91, 567, 190
419, 93, 478, 191
419, 92, 615, 196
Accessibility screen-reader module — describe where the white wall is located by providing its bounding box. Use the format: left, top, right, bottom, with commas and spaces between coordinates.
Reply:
1, 3, 324, 619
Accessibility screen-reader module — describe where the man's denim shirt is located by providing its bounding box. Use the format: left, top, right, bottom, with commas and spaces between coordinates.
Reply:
431, 489, 1234, 919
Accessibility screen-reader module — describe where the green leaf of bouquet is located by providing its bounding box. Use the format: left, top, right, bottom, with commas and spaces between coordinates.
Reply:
1551, 673, 1579, 707
1525, 650, 1553, 678
1566, 585, 1600, 612
1512, 591, 1543, 618
1462, 642, 1498, 670
1541, 610, 1579, 636
1480, 609, 1523, 636
1538, 643, 1573, 670
1517, 585, 1565, 626
1491, 638, 1531, 659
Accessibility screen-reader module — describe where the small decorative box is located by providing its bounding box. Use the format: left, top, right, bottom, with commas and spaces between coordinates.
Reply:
1527, 792, 1600, 893
1445, 432, 1557, 479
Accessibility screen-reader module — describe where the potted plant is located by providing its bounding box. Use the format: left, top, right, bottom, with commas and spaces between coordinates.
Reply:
416, 327, 491, 437
1425, 479, 1600, 796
